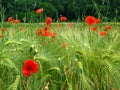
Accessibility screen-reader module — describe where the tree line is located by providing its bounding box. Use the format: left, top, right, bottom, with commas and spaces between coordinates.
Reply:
0, 0, 120, 22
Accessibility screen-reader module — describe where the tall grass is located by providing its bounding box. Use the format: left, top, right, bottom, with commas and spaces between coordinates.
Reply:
0, 21, 120, 90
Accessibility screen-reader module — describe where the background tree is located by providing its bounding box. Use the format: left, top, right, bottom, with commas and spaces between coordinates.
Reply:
1, 0, 120, 22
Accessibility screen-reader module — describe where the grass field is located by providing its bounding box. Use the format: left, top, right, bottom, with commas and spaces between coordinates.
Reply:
0, 21, 120, 90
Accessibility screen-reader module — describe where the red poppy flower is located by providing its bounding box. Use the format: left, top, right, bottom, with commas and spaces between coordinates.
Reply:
68, 23, 73, 27
42, 26, 51, 37
85, 16, 96, 26
2, 28, 6, 32
92, 26, 98, 31
57, 23, 61, 28
22, 59, 39, 77
44, 26, 50, 31
43, 31, 51, 37
62, 43, 67, 48
36, 8, 43, 14
99, 31, 107, 36
14, 20, 20, 24
19, 27, 24, 31
104, 25, 112, 30
0, 34, 2, 38
85, 16, 100, 26
44, 26, 50, 32
46, 17, 52, 25
50, 32, 57, 38
37, 28, 42, 36
8, 17, 13, 23
60, 16, 67, 22
95, 19, 101, 24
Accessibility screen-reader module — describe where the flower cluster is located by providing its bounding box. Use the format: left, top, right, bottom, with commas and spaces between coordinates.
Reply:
85, 16, 112, 36
6, 8, 113, 77
7, 16, 20, 24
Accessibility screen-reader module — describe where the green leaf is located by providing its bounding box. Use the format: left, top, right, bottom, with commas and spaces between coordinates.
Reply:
13, 75, 21, 90
5, 41, 22, 46
48, 67, 60, 73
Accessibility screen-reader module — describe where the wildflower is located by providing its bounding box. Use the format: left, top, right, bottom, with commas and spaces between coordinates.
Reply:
50, 32, 57, 38
37, 28, 42, 36
62, 43, 67, 48
36, 8, 43, 14
43, 26, 51, 37
0, 34, 2, 38
85, 16, 96, 26
2, 28, 6, 32
92, 26, 98, 31
8, 17, 13, 23
22, 59, 39, 77
95, 19, 101, 24
20, 27, 24, 31
104, 25, 112, 30
43, 31, 51, 37
57, 23, 61, 28
46, 17, 52, 25
44, 26, 50, 32
68, 23, 73, 27
99, 31, 107, 36
85, 16, 100, 26
60, 16, 67, 22
14, 20, 20, 24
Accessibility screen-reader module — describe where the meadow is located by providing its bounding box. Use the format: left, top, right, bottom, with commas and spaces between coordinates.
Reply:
0, 15, 120, 90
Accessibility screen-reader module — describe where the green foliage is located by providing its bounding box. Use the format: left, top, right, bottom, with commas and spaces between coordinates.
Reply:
13, 75, 20, 90
40, 2, 58, 21
0, 22, 120, 90
1, 0, 120, 22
